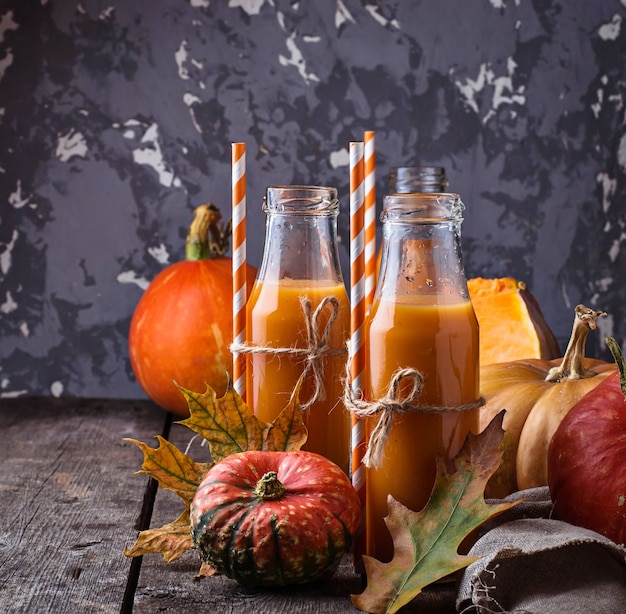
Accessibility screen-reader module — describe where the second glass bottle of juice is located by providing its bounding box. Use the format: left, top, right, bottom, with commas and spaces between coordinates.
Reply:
246, 185, 351, 474
364, 192, 480, 562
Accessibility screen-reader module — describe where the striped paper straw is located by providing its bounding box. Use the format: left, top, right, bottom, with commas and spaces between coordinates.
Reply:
231, 142, 247, 398
363, 131, 376, 312
349, 141, 366, 567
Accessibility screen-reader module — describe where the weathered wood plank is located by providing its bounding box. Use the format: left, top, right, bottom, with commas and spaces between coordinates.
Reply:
132, 421, 457, 613
0, 397, 167, 614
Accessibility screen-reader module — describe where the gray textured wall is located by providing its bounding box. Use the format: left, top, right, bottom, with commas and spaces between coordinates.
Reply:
1, 0, 625, 401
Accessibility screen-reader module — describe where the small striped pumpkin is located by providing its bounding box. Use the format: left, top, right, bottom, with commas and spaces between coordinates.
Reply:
190, 450, 362, 586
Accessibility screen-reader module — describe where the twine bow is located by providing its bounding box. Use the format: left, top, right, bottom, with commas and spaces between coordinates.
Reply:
344, 366, 485, 469
229, 295, 346, 411
297, 295, 345, 409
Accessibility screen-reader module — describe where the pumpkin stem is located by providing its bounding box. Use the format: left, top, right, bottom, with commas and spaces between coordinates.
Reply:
185, 203, 232, 261
254, 472, 287, 501
545, 304, 606, 383
605, 337, 626, 399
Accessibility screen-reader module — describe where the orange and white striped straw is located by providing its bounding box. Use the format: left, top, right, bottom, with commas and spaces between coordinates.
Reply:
363, 131, 376, 312
231, 142, 247, 398
349, 142, 366, 564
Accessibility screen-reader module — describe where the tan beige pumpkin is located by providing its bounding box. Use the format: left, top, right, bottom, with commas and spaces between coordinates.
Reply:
479, 305, 616, 499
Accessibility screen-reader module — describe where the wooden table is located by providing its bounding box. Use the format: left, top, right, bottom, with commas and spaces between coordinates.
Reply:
0, 397, 457, 613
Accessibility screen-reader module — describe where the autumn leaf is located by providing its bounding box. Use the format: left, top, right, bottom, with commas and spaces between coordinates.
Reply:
177, 376, 308, 460
124, 509, 193, 562
352, 411, 519, 614
261, 375, 308, 451
176, 380, 266, 462
196, 561, 218, 578
125, 435, 211, 507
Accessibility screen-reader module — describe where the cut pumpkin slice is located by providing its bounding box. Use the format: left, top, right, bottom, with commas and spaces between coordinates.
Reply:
468, 277, 561, 367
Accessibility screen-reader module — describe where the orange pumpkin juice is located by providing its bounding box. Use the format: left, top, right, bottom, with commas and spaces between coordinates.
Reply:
246, 278, 351, 473
364, 295, 479, 562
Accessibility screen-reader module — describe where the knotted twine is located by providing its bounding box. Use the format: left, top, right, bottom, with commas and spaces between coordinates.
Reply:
343, 366, 485, 469
229, 295, 347, 411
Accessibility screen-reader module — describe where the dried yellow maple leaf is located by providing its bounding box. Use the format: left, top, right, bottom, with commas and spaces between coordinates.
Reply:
352, 411, 519, 614
176, 376, 307, 461
123, 510, 192, 562
124, 435, 211, 507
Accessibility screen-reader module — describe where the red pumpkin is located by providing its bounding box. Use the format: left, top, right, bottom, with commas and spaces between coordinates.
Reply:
190, 450, 362, 586
129, 204, 256, 417
548, 337, 626, 546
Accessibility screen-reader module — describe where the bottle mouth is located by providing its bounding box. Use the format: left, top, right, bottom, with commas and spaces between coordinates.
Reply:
382, 192, 465, 222
264, 185, 339, 214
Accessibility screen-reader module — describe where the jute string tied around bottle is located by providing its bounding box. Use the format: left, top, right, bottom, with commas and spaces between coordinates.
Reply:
229, 295, 347, 411
344, 367, 485, 469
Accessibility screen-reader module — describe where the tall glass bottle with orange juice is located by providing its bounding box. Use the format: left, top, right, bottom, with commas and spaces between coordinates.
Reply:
246, 186, 351, 474
364, 192, 480, 562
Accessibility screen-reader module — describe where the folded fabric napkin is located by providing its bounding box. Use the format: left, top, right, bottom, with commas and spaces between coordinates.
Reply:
456, 487, 626, 613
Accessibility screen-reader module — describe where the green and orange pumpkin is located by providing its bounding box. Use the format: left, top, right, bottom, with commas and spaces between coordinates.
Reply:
190, 450, 362, 586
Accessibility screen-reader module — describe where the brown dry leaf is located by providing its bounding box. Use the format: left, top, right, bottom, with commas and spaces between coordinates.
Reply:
352, 411, 519, 614
195, 561, 219, 578
123, 509, 194, 563
177, 375, 308, 459
177, 380, 267, 462
261, 375, 308, 451
125, 435, 211, 507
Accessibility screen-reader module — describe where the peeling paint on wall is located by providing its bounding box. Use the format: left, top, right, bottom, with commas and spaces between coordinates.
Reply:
1, 0, 625, 401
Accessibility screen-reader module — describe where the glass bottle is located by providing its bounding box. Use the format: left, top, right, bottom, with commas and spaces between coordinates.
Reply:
388, 165, 448, 193
245, 185, 351, 474
364, 192, 479, 562
374, 166, 450, 275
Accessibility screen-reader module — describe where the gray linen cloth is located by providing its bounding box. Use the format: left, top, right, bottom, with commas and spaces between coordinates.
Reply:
456, 487, 626, 613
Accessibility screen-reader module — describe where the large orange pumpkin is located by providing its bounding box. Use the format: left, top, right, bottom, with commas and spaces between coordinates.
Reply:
479, 304, 616, 498
129, 204, 256, 417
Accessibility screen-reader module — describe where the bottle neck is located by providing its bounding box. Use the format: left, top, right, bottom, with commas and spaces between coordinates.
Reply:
388, 165, 448, 194
256, 186, 344, 284
376, 193, 469, 302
